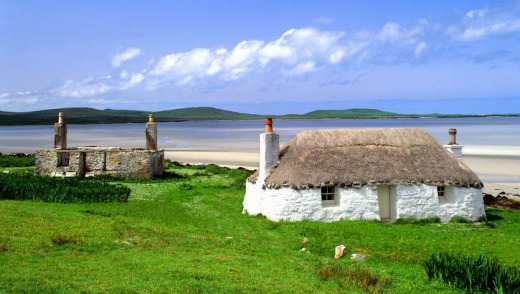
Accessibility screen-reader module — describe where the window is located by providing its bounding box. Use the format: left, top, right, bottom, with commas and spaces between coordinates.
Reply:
57, 152, 70, 167
437, 186, 446, 199
321, 185, 336, 205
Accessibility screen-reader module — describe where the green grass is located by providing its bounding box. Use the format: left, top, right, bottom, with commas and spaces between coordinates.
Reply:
0, 153, 35, 168
1, 163, 520, 293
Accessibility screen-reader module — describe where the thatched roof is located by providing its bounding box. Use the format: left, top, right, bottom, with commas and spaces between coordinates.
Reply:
249, 128, 483, 190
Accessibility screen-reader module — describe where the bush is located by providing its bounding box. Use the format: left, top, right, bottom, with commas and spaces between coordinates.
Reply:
0, 173, 131, 203
424, 252, 520, 293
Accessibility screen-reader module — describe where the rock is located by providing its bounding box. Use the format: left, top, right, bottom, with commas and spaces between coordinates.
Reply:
303, 237, 309, 244
334, 245, 347, 259
350, 253, 366, 262
483, 194, 497, 205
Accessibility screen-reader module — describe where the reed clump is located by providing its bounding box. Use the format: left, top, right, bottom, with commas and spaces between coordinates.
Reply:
424, 252, 520, 293
0, 173, 130, 203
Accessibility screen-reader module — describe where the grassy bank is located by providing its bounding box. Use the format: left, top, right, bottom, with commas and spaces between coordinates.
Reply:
1, 163, 519, 292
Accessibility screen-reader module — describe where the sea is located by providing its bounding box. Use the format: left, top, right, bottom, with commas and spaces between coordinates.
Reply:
1, 116, 519, 182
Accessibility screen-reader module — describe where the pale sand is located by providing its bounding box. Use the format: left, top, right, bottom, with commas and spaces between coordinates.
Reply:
165, 150, 258, 169
165, 149, 520, 197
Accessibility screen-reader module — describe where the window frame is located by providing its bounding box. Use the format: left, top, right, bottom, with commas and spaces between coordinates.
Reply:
321, 185, 337, 206
437, 186, 446, 199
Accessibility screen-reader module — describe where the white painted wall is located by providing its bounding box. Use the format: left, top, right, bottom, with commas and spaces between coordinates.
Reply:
243, 183, 485, 222
258, 133, 279, 180
444, 145, 463, 159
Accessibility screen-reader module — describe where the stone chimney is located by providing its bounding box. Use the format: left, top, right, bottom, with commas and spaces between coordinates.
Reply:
448, 128, 457, 145
444, 128, 463, 159
145, 114, 158, 151
54, 112, 67, 149
259, 118, 279, 179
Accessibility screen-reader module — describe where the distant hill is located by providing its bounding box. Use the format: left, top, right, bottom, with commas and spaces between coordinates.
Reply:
0, 108, 150, 125
0, 107, 261, 125
301, 108, 407, 118
155, 107, 261, 120
0, 106, 517, 125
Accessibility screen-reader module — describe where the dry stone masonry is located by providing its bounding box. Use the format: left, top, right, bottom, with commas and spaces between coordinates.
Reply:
35, 113, 164, 179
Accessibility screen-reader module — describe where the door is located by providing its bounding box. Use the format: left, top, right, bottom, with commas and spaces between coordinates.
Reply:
378, 186, 391, 220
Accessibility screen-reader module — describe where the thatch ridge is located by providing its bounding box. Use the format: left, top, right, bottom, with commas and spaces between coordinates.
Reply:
249, 128, 482, 190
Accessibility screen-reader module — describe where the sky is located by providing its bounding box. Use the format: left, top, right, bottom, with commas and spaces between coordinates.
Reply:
1, 0, 520, 115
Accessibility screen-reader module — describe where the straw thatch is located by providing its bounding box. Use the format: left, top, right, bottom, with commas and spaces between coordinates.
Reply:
249, 128, 483, 190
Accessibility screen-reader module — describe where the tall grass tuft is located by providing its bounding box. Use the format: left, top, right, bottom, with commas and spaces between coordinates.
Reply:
316, 262, 390, 292
424, 252, 520, 293
0, 173, 131, 203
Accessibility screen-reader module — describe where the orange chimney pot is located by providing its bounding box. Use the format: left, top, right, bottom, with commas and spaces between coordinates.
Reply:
265, 118, 273, 133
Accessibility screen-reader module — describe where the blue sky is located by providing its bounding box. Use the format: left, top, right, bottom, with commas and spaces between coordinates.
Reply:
1, 0, 519, 114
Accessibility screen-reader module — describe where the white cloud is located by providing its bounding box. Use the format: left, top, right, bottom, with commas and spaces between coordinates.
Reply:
119, 71, 145, 89
58, 78, 112, 98
466, 9, 488, 19
148, 28, 350, 84
414, 42, 427, 56
463, 19, 520, 40
0, 92, 39, 107
451, 4, 520, 41
379, 22, 425, 44
111, 47, 142, 68
88, 98, 112, 104
120, 70, 129, 79
259, 28, 346, 66
151, 48, 216, 79
287, 61, 317, 75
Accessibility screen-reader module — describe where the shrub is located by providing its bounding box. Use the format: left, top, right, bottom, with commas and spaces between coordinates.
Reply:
424, 252, 520, 293
0, 173, 131, 203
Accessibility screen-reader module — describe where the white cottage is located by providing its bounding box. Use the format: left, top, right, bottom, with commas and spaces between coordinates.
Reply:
243, 119, 485, 222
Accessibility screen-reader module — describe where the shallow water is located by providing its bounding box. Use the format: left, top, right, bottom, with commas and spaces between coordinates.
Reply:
2, 116, 519, 152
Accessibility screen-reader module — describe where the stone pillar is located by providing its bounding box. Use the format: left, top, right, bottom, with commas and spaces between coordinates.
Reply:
259, 118, 279, 180
54, 112, 67, 149
444, 128, 463, 160
145, 114, 158, 151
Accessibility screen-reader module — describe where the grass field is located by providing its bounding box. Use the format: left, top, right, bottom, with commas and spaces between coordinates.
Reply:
1, 163, 519, 293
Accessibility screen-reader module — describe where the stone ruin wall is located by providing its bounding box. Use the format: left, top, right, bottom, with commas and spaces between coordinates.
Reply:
35, 113, 164, 179
36, 148, 164, 179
